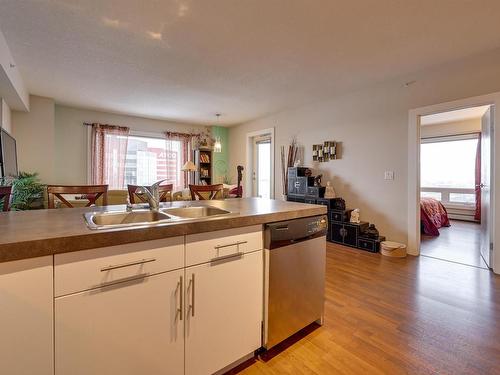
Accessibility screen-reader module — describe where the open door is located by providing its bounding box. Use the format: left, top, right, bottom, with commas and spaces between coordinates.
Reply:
480, 106, 493, 268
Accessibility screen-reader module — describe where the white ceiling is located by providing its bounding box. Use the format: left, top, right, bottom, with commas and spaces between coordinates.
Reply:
421, 106, 490, 126
2, 1, 500, 125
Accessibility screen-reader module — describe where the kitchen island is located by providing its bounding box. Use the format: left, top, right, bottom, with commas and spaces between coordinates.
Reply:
0, 198, 326, 375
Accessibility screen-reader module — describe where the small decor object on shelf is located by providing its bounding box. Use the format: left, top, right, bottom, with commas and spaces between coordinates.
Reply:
314, 174, 322, 187
280, 138, 299, 196
363, 224, 379, 239
350, 208, 361, 224
293, 160, 300, 167
324, 181, 336, 198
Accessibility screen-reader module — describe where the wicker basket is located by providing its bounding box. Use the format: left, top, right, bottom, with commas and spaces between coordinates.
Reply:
381, 241, 407, 258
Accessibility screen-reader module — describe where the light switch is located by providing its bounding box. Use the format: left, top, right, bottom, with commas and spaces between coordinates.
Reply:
384, 171, 394, 180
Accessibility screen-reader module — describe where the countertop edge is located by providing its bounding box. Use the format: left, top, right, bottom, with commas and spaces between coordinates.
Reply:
0, 205, 326, 263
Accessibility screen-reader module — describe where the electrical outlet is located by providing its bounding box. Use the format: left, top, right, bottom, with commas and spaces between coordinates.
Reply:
384, 171, 394, 180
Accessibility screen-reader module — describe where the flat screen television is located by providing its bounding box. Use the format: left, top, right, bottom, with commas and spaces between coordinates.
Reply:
0, 128, 18, 179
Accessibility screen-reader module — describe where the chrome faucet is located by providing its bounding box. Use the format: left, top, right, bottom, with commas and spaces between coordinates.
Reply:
136, 179, 168, 212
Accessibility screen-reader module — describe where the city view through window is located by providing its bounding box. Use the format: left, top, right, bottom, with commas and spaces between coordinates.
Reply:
123, 135, 183, 188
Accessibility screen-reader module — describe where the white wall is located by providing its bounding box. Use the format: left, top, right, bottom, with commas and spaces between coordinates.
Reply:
0, 29, 29, 111
1, 98, 12, 133
54, 105, 205, 184
229, 47, 500, 244
12, 95, 55, 182
420, 118, 481, 138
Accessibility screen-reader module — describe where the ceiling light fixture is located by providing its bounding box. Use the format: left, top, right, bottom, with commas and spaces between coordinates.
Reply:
213, 113, 222, 153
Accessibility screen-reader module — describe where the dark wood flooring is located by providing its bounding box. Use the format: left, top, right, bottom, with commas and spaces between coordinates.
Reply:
421, 220, 486, 268
232, 243, 500, 375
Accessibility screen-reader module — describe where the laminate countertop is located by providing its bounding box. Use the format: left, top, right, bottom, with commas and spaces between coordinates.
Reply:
0, 198, 327, 263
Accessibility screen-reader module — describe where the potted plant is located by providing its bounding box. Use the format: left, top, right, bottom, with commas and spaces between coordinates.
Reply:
7, 172, 45, 210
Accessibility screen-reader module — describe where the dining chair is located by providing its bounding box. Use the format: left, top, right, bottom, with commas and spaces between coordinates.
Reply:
127, 184, 173, 204
47, 185, 108, 208
189, 184, 224, 200
0, 186, 12, 212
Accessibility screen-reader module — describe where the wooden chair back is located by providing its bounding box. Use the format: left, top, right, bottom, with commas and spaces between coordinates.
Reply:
189, 184, 224, 200
47, 185, 108, 209
0, 186, 12, 212
127, 184, 173, 204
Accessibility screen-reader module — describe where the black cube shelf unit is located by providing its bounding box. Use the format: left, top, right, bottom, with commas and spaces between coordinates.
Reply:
286, 167, 385, 253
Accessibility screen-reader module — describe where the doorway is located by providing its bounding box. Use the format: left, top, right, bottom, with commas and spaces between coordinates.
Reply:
252, 135, 271, 198
245, 128, 275, 199
418, 105, 493, 269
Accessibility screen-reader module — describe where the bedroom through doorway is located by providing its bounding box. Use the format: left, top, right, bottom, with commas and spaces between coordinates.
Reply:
419, 105, 492, 269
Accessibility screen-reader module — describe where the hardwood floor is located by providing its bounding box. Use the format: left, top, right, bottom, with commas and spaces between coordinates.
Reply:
421, 220, 486, 268
232, 243, 500, 375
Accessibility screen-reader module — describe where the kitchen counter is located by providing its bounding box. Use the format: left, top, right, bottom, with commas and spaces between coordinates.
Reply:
0, 198, 326, 263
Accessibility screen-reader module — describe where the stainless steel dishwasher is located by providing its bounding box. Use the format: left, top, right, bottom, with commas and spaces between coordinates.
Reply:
263, 215, 327, 349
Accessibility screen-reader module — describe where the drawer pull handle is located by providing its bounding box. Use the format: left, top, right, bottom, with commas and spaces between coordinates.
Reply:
100, 258, 156, 272
210, 252, 244, 263
214, 240, 248, 250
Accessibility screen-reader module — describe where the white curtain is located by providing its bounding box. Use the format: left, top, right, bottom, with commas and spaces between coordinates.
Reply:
90, 123, 130, 189
164, 132, 195, 190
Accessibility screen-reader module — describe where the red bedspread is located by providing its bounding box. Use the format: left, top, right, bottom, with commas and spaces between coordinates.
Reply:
420, 197, 450, 236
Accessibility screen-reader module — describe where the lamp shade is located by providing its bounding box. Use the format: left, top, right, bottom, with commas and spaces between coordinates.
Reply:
181, 160, 197, 172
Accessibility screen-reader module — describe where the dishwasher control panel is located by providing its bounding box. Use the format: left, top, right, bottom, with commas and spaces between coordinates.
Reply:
265, 215, 328, 249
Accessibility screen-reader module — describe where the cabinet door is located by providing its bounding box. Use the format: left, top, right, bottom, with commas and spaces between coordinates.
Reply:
0, 256, 53, 375
330, 222, 344, 243
185, 250, 263, 375
55, 270, 184, 375
344, 224, 358, 246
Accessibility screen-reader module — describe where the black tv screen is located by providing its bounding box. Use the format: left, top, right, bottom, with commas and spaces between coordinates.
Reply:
0, 129, 18, 178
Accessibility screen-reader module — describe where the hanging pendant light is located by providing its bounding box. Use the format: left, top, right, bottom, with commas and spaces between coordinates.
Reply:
213, 113, 222, 153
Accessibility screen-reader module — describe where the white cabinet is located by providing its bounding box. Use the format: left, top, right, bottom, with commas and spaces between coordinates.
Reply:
55, 269, 184, 375
184, 250, 263, 375
0, 256, 53, 375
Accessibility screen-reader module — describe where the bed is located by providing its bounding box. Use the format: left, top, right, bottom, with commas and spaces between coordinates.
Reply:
420, 197, 451, 236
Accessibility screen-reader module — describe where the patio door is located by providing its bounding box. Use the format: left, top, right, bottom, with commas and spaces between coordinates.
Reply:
252, 135, 272, 199
480, 106, 493, 268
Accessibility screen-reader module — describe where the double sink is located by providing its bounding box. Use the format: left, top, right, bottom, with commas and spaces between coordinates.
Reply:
84, 206, 234, 230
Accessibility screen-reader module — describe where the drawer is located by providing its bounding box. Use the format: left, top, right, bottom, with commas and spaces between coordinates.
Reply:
330, 210, 352, 223
55, 237, 184, 297
358, 238, 377, 252
186, 225, 262, 266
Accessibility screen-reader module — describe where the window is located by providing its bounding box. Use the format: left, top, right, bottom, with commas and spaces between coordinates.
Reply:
420, 135, 478, 205
124, 135, 183, 189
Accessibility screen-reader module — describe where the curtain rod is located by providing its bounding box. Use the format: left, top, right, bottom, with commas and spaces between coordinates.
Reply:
83, 122, 92, 126
421, 131, 480, 140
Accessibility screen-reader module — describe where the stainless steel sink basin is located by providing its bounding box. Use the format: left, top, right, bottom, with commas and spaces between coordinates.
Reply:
164, 206, 231, 219
84, 206, 235, 230
85, 210, 171, 229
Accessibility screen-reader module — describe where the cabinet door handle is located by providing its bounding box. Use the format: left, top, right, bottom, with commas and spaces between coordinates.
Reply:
177, 276, 183, 321
100, 258, 156, 272
188, 274, 195, 317
214, 240, 247, 250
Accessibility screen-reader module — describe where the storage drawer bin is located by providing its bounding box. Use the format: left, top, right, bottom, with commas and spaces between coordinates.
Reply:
330, 209, 353, 223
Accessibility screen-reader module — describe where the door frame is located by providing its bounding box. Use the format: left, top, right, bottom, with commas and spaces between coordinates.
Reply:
245, 128, 275, 199
408, 92, 499, 273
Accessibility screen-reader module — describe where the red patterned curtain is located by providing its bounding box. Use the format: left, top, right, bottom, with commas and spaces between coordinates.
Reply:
164, 132, 198, 189
474, 135, 481, 222
91, 123, 130, 189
